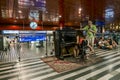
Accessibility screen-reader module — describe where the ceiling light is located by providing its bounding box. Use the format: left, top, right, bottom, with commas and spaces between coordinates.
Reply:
14, 20, 17, 22
18, 10, 22, 13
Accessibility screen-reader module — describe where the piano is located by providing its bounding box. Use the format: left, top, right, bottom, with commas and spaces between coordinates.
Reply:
54, 28, 77, 59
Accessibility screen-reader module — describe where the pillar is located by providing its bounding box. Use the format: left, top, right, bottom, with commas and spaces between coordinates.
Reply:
59, 0, 65, 29
81, 0, 105, 21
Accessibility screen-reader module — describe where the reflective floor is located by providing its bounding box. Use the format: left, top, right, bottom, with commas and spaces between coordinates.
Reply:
0, 42, 54, 62
0, 43, 120, 80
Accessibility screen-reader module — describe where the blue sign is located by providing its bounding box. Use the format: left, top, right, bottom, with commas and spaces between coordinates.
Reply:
34, 0, 46, 7
19, 33, 46, 42
95, 21, 105, 27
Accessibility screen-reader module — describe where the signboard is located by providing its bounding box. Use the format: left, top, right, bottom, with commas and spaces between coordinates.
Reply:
2, 30, 19, 34
34, 0, 46, 7
19, 33, 46, 42
95, 21, 105, 27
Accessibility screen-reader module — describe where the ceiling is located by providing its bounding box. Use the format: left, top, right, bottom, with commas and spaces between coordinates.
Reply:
0, 0, 82, 26
0, 0, 120, 29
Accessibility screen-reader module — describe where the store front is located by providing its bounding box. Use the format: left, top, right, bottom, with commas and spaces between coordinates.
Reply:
2, 30, 54, 53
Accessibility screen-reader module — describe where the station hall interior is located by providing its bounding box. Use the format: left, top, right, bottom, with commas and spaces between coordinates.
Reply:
0, 0, 120, 80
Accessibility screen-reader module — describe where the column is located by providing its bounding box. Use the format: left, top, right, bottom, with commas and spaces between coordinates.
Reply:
59, 0, 65, 29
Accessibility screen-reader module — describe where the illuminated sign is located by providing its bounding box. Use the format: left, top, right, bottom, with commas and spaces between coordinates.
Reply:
19, 33, 46, 42
2, 30, 19, 34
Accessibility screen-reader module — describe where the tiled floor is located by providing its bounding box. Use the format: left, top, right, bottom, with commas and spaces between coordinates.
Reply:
0, 43, 120, 80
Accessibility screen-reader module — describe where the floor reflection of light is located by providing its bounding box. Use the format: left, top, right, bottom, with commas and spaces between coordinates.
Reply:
36, 48, 39, 54
20, 47, 23, 52
31, 43, 35, 49
14, 62, 27, 80
108, 65, 113, 72
41, 56, 45, 58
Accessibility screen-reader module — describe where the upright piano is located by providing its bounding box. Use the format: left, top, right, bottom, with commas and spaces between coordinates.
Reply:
54, 28, 77, 59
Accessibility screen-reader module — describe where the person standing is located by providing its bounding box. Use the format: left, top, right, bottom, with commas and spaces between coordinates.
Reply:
82, 20, 97, 53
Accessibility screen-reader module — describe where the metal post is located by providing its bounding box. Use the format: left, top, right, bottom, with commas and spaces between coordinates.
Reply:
59, 0, 65, 28
45, 31, 47, 56
18, 43, 21, 62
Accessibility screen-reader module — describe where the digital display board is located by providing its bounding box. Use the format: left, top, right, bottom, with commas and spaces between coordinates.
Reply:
95, 21, 105, 27
19, 33, 46, 42
34, 0, 46, 8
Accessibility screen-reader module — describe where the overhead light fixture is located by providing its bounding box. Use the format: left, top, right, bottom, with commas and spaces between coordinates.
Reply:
59, 15, 62, 18
16, 17, 19, 19
14, 20, 17, 22
18, 10, 22, 13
